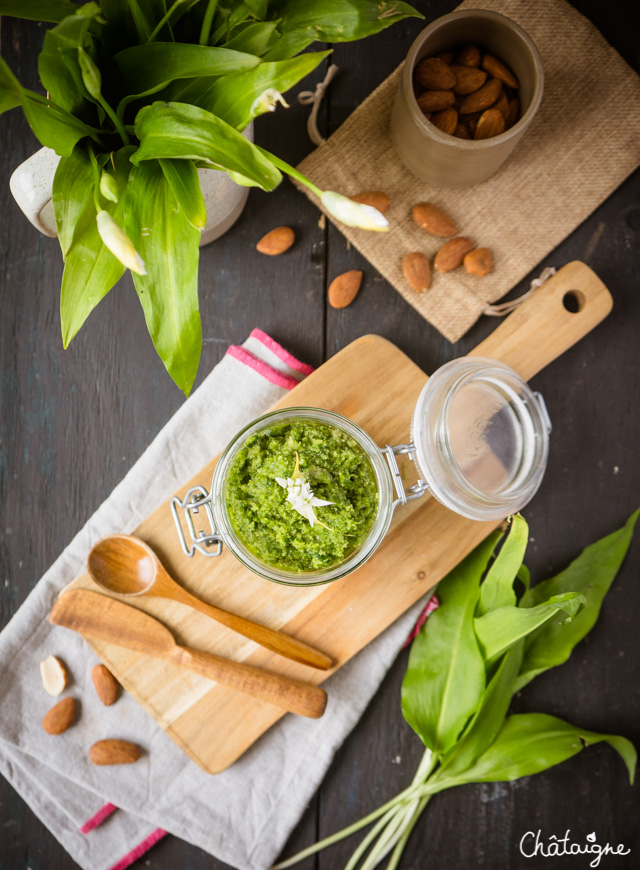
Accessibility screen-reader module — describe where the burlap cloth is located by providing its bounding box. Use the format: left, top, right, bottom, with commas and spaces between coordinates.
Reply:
296, 0, 640, 342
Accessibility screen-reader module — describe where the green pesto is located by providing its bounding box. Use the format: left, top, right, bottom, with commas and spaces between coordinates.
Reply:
225, 419, 379, 573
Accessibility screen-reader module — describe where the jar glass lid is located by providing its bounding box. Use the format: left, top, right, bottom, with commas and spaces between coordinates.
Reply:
411, 357, 551, 521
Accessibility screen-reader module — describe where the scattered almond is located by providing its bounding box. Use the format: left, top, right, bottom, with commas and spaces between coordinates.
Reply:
414, 57, 457, 90
328, 270, 363, 309
412, 203, 458, 237
89, 739, 141, 766
434, 237, 474, 272
40, 655, 68, 696
402, 252, 431, 292
256, 226, 295, 256
505, 97, 520, 129
416, 90, 455, 114
450, 65, 487, 96
430, 107, 458, 136
42, 697, 76, 735
455, 44, 482, 67
481, 54, 519, 89
459, 78, 502, 114
92, 664, 120, 706
464, 247, 493, 276
474, 108, 505, 140
351, 191, 390, 214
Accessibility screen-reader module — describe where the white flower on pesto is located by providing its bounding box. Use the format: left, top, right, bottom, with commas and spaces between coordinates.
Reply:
251, 88, 290, 118
96, 211, 146, 275
320, 191, 389, 232
275, 454, 333, 529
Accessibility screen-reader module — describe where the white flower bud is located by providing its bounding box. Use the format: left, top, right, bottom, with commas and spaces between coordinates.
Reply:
96, 211, 146, 275
320, 191, 389, 232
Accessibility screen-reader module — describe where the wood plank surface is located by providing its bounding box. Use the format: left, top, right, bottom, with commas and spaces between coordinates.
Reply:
1, 1, 639, 868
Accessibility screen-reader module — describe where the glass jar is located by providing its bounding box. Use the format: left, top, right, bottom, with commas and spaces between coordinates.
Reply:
172, 357, 551, 586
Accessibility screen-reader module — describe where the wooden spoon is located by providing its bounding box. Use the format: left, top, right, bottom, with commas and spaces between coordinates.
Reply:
87, 534, 333, 671
50, 590, 327, 718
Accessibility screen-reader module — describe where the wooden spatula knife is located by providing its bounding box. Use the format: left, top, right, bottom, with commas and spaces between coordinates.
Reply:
50, 590, 327, 719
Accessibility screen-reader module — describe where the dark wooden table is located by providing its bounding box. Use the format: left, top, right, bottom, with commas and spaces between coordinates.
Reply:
1, 2, 639, 868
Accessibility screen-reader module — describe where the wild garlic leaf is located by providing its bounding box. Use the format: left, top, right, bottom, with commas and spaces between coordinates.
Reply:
52, 144, 94, 258
436, 641, 523, 781
200, 51, 330, 130
38, 12, 95, 115
125, 159, 202, 396
437, 713, 636, 788
133, 101, 282, 191
0, 0, 78, 23
475, 592, 586, 662
0, 56, 23, 114
401, 532, 501, 755
477, 514, 527, 617
158, 158, 207, 230
114, 43, 259, 93
515, 508, 639, 691
223, 21, 280, 55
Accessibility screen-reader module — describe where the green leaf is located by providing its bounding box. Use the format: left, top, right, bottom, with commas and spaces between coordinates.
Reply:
474, 592, 586, 662
133, 101, 281, 191
224, 20, 280, 55
159, 158, 207, 230
477, 515, 527, 616
437, 642, 523, 779
0, 0, 77, 23
437, 713, 636, 787
264, 0, 422, 61
21, 96, 96, 156
0, 56, 22, 114
38, 12, 94, 115
125, 160, 202, 396
52, 144, 95, 258
114, 43, 259, 93
515, 509, 639, 691
200, 50, 330, 130
243, 0, 267, 17
401, 532, 501, 754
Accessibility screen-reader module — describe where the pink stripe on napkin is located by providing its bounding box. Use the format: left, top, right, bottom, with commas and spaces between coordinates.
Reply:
250, 328, 315, 376
80, 802, 117, 833
226, 345, 300, 390
107, 828, 168, 870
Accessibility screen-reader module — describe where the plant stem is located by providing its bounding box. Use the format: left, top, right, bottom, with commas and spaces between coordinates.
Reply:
344, 807, 399, 870
96, 94, 130, 145
255, 147, 323, 199
199, 0, 218, 45
147, 0, 185, 43
385, 794, 432, 870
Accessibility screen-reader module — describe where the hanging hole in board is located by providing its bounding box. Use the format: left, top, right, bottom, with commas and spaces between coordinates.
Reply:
562, 290, 586, 313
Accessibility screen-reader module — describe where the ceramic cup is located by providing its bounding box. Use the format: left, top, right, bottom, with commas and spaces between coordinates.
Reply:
390, 9, 544, 188
9, 122, 254, 247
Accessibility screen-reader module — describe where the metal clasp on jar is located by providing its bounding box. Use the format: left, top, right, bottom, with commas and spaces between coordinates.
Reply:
382, 444, 429, 512
170, 485, 224, 558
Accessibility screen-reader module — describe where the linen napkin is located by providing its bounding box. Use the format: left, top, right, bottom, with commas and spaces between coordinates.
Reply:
0, 329, 431, 870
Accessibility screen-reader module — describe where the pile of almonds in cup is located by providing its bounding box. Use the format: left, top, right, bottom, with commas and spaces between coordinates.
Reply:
413, 43, 520, 140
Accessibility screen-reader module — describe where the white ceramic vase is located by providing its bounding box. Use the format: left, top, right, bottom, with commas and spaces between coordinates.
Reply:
9, 122, 253, 247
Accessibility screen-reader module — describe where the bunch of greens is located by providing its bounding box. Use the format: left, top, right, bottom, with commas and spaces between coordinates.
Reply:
275, 510, 638, 870
0, 0, 421, 394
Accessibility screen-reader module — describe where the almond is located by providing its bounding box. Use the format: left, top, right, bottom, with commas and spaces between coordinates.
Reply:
351, 191, 390, 214
474, 108, 506, 140
412, 203, 458, 237
40, 655, 68, 696
450, 65, 487, 96
414, 57, 456, 90
416, 90, 455, 114
92, 664, 120, 706
430, 107, 458, 136
464, 247, 493, 276
505, 97, 520, 129
454, 122, 472, 139
459, 78, 502, 115
42, 697, 76, 735
455, 44, 482, 68
402, 252, 431, 292
89, 739, 141, 766
435, 50, 455, 64
328, 270, 362, 309
434, 237, 474, 272
256, 226, 295, 256
492, 89, 510, 120
481, 54, 519, 89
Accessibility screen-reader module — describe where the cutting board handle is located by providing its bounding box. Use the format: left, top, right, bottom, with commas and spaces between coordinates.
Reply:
469, 261, 613, 381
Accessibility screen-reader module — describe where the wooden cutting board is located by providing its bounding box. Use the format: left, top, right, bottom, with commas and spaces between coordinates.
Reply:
62, 262, 612, 773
